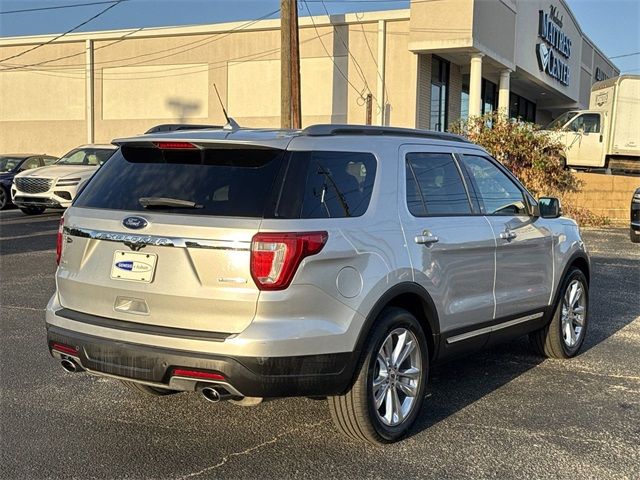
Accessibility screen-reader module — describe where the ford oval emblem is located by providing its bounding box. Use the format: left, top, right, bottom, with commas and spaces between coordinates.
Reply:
122, 216, 148, 230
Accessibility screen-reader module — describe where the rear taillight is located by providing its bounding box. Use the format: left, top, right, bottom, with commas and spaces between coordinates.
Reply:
56, 217, 64, 265
250, 232, 328, 291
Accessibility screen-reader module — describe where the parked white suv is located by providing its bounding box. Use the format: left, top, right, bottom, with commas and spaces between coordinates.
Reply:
47, 125, 590, 444
11, 144, 117, 215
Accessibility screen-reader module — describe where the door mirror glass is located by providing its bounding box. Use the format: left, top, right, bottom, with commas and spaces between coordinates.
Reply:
538, 197, 562, 218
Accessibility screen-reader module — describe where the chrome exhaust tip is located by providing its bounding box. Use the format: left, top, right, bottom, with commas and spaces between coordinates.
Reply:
201, 387, 222, 403
60, 358, 78, 373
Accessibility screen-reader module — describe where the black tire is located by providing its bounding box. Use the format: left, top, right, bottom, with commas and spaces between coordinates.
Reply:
328, 307, 429, 444
0, 186, 8, 210
120, 380, 178, 396
20, 206, 46, 215
630, 228, 640, 244
529, 268, 589, 359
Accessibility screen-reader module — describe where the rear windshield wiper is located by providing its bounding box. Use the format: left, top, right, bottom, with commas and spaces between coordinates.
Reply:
139, 197, 203, 209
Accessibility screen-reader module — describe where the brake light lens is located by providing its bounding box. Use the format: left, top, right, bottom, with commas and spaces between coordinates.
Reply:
250, 232, 328, 291
172, 368, 225, 381
56, 217, 64, 265
153, 141, 197, 149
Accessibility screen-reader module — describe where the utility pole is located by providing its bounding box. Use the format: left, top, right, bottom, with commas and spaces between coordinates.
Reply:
365, 94, 372, 125
280, 0, 292, 129
290, 0, 301, 129
281, 0, 301, 129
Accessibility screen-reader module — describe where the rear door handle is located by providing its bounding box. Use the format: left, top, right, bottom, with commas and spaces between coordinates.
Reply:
499, 230, 517, 241
415, 232, 439, 246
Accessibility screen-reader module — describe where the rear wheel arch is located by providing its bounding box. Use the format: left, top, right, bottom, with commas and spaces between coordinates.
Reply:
353, 283, 440, 363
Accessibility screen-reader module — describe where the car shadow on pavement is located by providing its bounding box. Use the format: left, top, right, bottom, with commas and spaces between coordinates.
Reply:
407, 253, 639, 438
408, 340, 544, 437
581, 254, 640, 354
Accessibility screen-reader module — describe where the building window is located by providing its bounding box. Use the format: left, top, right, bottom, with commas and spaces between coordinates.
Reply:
509, 93, 536, 123
430, 56, 450, 132
481, 79, 497, 115
461, 75, 469, 121
460, 76, 498, 120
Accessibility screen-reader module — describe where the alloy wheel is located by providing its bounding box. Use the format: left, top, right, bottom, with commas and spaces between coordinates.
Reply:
372, 328, 422, 426
561, 279, 586, 348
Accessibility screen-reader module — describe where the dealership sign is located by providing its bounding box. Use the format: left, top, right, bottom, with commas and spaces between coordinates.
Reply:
536, 5, 572, 86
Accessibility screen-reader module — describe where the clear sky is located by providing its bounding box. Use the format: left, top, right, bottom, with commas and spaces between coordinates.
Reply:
0, 0, 638, 73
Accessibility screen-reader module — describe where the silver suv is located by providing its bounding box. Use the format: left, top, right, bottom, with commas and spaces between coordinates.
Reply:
47, 125, 590, 444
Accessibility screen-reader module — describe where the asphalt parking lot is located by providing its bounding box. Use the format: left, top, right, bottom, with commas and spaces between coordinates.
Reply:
1, 208, 638, 479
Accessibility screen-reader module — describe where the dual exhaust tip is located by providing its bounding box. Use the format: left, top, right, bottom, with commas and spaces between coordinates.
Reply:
201, 386, 235, 403
60, 360, 247, 405
60, 358, 81, 373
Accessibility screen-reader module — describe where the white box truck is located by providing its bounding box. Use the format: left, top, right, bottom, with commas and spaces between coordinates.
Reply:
543, 75, 639, 173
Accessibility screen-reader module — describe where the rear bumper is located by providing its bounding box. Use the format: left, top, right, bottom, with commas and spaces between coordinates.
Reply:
47, 325, 354, 397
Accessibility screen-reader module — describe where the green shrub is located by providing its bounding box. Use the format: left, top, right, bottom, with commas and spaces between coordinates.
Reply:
451, 112, 609, 226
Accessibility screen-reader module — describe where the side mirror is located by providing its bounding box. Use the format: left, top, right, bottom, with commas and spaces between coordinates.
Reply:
538, 197, 562, 219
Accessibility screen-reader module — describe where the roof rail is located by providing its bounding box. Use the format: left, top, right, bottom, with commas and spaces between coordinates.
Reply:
301, 124, 470, 143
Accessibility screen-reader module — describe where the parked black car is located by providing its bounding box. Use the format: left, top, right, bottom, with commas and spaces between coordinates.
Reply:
631, 187, 640, 243
0, 154, 57, 209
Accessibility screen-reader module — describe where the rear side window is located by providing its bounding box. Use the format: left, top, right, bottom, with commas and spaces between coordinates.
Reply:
405, 153, 471, 216
275, 151, 377, 219
74, 146, 285, 217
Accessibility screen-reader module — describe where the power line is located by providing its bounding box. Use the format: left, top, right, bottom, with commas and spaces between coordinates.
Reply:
609, 52, 640, 59
0, 9, 281, 72
356, 12, 389, 109
0, 0, 130, 15
8, 30, 334, 82
0, 0, 127, 64
0, 27, 144, 71
301, 0, 370, 104
317, 0, 381, 111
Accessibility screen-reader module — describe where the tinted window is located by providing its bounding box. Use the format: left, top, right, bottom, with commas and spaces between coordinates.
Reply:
276, 151, 376, 219
0, 157, 24, 172
56, 148, 115, 166
43, 157, 57, 166
74, 146, 285, 217
21, 157, 40, 170
461, 155, 528, 216
405, 153, 471, 216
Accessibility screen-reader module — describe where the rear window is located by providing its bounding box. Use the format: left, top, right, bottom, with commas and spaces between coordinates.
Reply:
74, 146, 286, 217
74, 146, 377, 219
275, 151, 377, 219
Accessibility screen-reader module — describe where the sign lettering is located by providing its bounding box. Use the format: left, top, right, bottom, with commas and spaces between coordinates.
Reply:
536, 5, 572, 86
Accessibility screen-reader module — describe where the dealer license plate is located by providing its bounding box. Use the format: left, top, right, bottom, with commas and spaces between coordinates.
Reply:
110, 250, 158, 283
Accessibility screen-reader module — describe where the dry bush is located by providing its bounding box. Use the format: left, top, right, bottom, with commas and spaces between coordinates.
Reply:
451, 113, 609, 226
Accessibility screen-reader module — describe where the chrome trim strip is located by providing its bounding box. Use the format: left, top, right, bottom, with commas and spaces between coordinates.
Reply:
64, 226, 250, 251
446, 312, 544, 344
